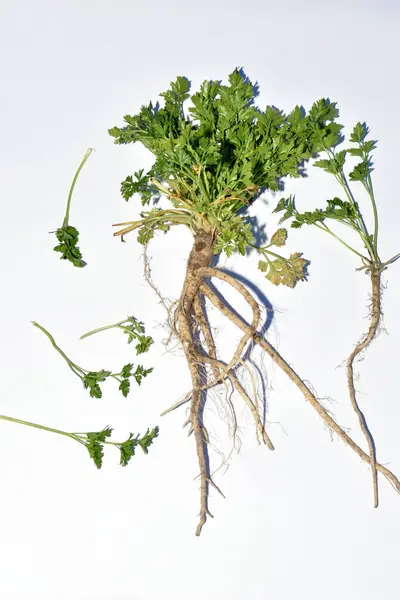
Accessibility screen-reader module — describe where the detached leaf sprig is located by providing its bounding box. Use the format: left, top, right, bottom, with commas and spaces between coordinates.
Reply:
0, 415, 158, 469
252, 227, 309, 288
80, 316, 154, 355
32, 321, 153, 398
52, 148, 94, 268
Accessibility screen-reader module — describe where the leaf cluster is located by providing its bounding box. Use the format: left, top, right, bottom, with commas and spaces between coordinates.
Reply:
53, 225, 85, 268
83, 425, 159, 469
33, 322, 153, 400
254, 226, 307, 287
136, 208, 172, 245
83, 369, 112, 398
81, 362, 152, 399
213, 215, 254, 257
117, 426, 159, 467
109, 69, 343, 257
274, 195, 360, 230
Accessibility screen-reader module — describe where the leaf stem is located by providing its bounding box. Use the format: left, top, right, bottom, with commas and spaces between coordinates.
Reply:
63, 148, 94, 227
0, 414, 84, 444
80, 320, 127, 340
32, 321, 84, 378
315, 222, 370, 262
250, 244, 288, 262
363, 174, 379, 256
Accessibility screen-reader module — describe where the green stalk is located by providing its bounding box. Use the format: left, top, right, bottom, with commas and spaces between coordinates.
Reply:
80, 320, 127, 340
63, 148, 94, 226
150, 178, 193, 211
315, 222, 370, 262
32, 321, 84, 377
363, 174, 379, 256
335, 171, 376, 259
315, 133, 376, 260
0, 414, 85, 444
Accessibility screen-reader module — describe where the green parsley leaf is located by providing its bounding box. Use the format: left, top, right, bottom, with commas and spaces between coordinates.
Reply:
134, 335, 154, 355
138, 426, 159, 454
121, 363, 133, 379
118, 434, 137, 466
83, 370, 111, 398
53, 226, 85, 268
119, 379, 131, 398
350, 122, 368, 144
85, 427, 112, 468
133, 365, 153, 386
349, 160, 372, 182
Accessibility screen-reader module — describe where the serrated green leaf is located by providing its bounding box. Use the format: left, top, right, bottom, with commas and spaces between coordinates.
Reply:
83, 370, 111, 398
118, 435, 137, 466
121, 363, 133, 379
350, 122, 367, 144
349, 160, 372, 182
86, 434, 105, 468
53, 225, 85, 268
138, 426, 159, 454
273, 198, 288, 214
135, 335, 153, 355
119, 379, 130, 397
133, 365, 153, 385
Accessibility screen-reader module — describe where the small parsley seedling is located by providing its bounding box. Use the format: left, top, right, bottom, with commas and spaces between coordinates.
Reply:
274, 118, 400, 507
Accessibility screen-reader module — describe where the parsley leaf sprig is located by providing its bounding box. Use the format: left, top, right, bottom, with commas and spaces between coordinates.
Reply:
249, 227, 308, 288
52, 148, 94, 268
0, 415, 159, 469
80, 316, 154, 355
273, 121, 399, 271
32, 321, 153, 398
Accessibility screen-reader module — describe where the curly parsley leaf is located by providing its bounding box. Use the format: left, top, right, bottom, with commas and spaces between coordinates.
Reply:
119, 379, 131, 398
83, 370, 112, 399
120, 170, 161, 205
118, 433, 137, 466
109, 70, 344, 261
138, 426, 159, 454
117, 426, 159, 466
85, 427, 113, 468
213, 215, 254, 257
133, 365, 153, 386
82, 425, 159, 469
53, 225, 86, 268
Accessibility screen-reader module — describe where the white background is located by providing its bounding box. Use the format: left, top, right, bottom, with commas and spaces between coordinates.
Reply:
1, 1, 399, 598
